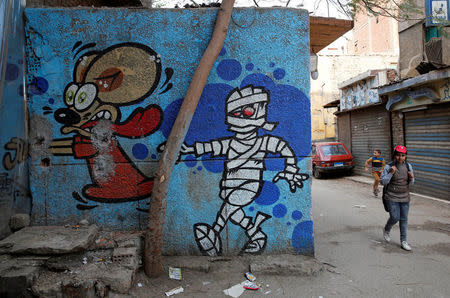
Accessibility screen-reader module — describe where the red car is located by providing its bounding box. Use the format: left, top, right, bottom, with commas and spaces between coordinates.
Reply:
312, 142, 354, 178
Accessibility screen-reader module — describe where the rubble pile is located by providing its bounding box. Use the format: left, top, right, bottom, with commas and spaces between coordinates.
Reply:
0, 223, 143, 297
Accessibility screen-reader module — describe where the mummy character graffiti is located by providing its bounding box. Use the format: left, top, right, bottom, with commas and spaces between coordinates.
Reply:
178, 85, 309, 255
50, 43, 165, 207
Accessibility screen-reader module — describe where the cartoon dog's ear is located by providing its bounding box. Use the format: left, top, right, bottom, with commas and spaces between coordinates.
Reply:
83, 43, 161, 106
74, 52, 98, 83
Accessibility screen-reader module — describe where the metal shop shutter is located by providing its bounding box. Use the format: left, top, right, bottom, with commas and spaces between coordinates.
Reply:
405, 103, 450, 200
351, 105, 391, 176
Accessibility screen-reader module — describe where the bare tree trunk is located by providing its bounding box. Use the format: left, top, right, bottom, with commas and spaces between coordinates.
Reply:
140, 0, 152, 7
144, 0, 236, 277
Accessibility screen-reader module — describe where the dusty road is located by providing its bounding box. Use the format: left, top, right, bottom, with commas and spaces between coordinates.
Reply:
129, 177, 450, 298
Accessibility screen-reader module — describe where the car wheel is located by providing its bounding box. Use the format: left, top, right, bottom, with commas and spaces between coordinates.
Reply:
313, 167, 322, 179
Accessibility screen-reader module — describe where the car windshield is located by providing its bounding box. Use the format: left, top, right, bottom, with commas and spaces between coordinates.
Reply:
320, 144, 347, 156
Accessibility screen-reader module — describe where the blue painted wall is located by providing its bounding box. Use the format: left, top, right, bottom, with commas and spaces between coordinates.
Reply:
0, 0, 30, 239
24, 8, 313, 255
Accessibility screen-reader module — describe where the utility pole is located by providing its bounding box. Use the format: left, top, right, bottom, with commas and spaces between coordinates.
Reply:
144, 0, 236, 277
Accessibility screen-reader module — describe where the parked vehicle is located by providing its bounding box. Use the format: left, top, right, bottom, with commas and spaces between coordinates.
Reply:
312, 142, 354, 178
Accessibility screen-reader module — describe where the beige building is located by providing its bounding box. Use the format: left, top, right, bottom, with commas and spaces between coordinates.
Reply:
311, 8, 399, 141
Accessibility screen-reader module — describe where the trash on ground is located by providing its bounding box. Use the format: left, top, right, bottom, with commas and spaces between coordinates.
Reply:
169, 267, 182, 280
353, 204, 367, 208
245, 272, 256, 281
326, 267, 341, 274
165, 286, 184, 296
223, 281, 246, 298
82, 257, 88, 265
264, 290, 271, 295
371, 239, 382, 244
137, 283, 142, 287
202, 281, 211, 286
243, 281, 259, 290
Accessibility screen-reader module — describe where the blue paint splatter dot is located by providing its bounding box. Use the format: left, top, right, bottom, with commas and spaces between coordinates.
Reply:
132, 143, 149, 160
249, 206, 254, 211
245, 63, 254, 71
193, 171, 196, 174
257, 68, 261, 71
217, 59, 242, 81
151, 154, 157, 159
197, 166, 202, 171
29, 77, 49, 95
185, 155, 197, 168
219, 47, 226, 56
273, 204, 287, 218
287, 222, 291, 226
269, 62, 275, 67
292, 210, 303, 220
255, 181, 280, 206
273, 68, 286, 80
5, 63, 19, 81
17, 84, 24, 96
292, 221, 314, 254
49, 98, 55, 104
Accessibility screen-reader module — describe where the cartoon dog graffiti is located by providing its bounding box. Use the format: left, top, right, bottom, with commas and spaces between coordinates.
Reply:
175, 85, 309, 255
50, 43, 164, 207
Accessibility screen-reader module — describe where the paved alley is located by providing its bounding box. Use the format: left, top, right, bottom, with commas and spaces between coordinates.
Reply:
128, 177, 450, 297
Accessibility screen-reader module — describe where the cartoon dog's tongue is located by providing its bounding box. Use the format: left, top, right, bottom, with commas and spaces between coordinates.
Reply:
112, 104, 162, 138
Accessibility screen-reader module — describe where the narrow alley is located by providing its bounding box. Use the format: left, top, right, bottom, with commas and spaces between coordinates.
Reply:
125, 177, 450, 297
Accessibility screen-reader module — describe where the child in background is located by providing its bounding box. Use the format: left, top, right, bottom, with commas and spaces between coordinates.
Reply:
365, 149, 385, 197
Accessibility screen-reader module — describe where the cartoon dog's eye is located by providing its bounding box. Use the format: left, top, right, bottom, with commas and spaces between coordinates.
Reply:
74, 84, 97, 111
64, 84, 78, 106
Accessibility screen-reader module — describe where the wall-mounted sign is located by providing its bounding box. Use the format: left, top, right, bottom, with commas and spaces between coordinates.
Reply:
426, 0, 450, 26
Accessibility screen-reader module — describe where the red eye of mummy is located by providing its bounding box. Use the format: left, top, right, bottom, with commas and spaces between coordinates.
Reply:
243, 107, 255, 117
233, 111, 240, 116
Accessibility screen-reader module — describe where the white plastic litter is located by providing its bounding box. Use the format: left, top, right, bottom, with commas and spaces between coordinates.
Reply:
165, 286, 184, 296
202, 281, 211, 286
223, 281, 246, 298
82, 257, 88, 265
353, 204, 367, 208
137, 283, 142, 287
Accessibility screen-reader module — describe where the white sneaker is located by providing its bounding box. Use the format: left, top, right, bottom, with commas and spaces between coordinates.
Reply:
401, 241, 412, 251
383, 230, 391, 242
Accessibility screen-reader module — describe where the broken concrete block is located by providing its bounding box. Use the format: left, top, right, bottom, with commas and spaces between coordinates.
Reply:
0, 225, 98, 255
9, 213, 31, 232
0, 256, 41, 298
112, 247, 139, 270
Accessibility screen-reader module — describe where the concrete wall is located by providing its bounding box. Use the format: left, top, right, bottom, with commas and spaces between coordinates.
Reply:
24, 8, 313, 256
352, 8, 399, 55
0, 0, 30, 239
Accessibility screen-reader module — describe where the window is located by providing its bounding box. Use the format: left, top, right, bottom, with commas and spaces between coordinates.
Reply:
320, 144, 347, 156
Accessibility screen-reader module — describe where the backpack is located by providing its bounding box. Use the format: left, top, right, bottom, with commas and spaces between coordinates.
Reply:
382, 161, 412, 212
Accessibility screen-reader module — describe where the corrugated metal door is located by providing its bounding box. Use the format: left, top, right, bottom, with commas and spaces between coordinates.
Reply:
337, 112, 351, 152
405, 103, 450, 200
351, 105, 391, 176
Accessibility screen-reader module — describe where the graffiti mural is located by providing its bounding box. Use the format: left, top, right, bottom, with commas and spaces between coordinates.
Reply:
25, 8, 313, 254
49, 42, 166, 207
168, 85, 309, 255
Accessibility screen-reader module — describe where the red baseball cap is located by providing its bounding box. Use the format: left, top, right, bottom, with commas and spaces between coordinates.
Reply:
394, 145, 407, 154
